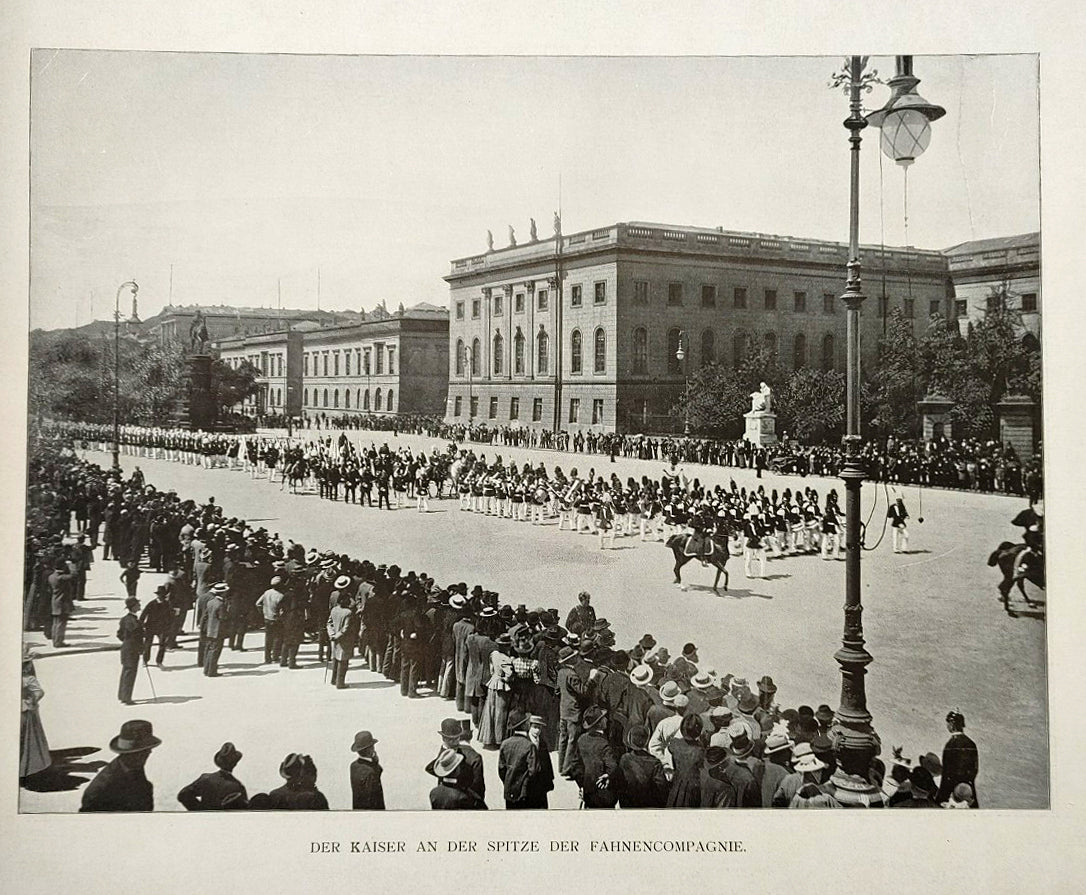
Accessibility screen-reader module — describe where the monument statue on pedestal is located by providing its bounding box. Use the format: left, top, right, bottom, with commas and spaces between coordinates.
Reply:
189, 309, 210, 354
744, 382, 777, 445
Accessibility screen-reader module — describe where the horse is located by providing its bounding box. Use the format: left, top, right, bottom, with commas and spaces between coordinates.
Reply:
666, 533, 730, 593
987, 541, 1045, 614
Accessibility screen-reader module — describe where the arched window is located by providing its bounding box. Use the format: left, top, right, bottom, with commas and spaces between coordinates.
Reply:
493, 332, 504, 375
386, 389, 395, 412
570, 330, 583, 374
455, 339, 465, 376
344, 389, 350, 409
764, 332, 778, 356
323, 389, 329, 408
594, 327, 606, 374
667, 328, 681, 374
363, 389, 370, 410
733, 332, 747, 369
374, 388, 383, 411
537, 329, 549, 374
822, 333, 835, 371
356, 389, 361, 408
701, 329, 715, 366
471, 338, 480, 376
514, 329, 525, 375
333, 389, 339, 409
793, 333, 807, 370
632, 327, 648, 374
304, 388, 309, 406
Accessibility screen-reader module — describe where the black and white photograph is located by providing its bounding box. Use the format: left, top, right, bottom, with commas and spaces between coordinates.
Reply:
4, 2, 1085, 891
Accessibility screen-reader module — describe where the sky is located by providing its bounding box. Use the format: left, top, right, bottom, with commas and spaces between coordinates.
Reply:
28, 52, 1040, 331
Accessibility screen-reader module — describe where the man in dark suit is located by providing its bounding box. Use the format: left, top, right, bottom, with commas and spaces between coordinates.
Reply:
426, 719, 485, 805
177, 742, 248, 810
498, 711, 554, 809
80, 720, 160, 812
616, 725, 669, 808
117, 596, 144, 705
451, 599, 475, 712
565, 706, 618, 808
428, 748, 487, 810
937, 709, 980, 805
349, 730, 385, 809
139, 585, 173, 667
47, 559, 75, 648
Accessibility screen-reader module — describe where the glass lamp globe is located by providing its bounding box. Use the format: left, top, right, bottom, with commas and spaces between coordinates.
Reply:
879, 107, 932, 167
675, 346, 685, 362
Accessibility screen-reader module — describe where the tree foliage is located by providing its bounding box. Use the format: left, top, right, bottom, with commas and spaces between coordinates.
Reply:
210, 359, 261, 414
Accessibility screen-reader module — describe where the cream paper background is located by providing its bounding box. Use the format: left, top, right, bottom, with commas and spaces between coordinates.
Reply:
1, 2, 1082, 891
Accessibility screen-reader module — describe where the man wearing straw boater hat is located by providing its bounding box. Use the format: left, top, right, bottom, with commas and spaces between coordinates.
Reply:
426, 718, 485, 804
80, 719, 161, 812
427, 747, 486, 810
177, 742, 248, 810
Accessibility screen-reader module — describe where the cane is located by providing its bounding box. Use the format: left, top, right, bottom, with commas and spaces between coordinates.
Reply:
143, 660, 158, 703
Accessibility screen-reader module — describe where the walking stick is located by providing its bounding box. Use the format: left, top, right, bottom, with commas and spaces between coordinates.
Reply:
143, 660, 158, 703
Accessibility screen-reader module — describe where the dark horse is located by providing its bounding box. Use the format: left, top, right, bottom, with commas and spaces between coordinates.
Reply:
667, 534, 730, 593
987, 541, 1045, 614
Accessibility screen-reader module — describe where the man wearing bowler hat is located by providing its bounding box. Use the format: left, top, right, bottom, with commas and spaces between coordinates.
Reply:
117, 596, 144, 705
80, 719, 161, 812
139, 585, 173, 668
349, 731, 385, 809
177, 742, 248, 810
426, 718, 485, 804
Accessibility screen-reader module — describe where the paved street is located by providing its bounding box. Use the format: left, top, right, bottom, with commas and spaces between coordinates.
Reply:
21, 433, 1048, 810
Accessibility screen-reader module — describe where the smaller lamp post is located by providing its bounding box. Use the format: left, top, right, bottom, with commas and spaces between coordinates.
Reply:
112, 280, 139, 472
675, 331, 691, 437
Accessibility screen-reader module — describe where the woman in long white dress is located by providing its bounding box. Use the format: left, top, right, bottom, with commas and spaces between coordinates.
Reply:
477, 635, 513, 749
20, 653, 51, 778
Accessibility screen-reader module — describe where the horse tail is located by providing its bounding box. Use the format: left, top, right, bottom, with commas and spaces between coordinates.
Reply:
987, 542, 1016, 566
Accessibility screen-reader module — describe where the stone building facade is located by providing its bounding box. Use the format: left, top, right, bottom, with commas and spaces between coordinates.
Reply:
215, 329, 304, 417
444, 221, 951, 433
944, 232, 1040, 341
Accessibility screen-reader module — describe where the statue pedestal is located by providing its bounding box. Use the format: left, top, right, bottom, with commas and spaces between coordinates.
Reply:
170, 353, 215, 431
744, 410, 777, 446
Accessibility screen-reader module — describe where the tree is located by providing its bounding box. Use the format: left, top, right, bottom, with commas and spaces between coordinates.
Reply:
869, 309, 923, 438
210, 359, 261, 418
776, 368, 846, 443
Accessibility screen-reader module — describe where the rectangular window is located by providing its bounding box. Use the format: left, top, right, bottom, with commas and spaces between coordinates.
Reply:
454, 396, 462, 417
489, 397, 498, 419
532, 398, 543, 422
633, 281, 649, 305
387, 347, 396, 375
571, 284, 582, 307
794, 292, 807, 313
568, 397, 580, 423
668, 283, 683, 306
334, 354, 340, 376
471, 299, 480, 319
592, 399, 604, 425
515, 292, 525, 313
493, 294, 503, 316
510, 397, 520, 420
929, 299, 941, 316
304, 354, 309, 376
1022, 293, 1037, 312
955, 299, 968, 318
764, 289, 777, 311
733, 287, 747, 309
823, 293, 835, 314
904, 298, 915, 318
594, 281, 607, 305
701, 285, 716, 307
538, 289, 549, 311
470, 396, 479, 418
343, 354, 350, 376
878, 295, 889, 317
363, 350, 371, 375
455, 301, 464, 320
375, 344, 384, 375
322, 354, 328, 376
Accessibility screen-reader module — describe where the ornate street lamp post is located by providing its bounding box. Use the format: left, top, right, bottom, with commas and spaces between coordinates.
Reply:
112, 280, 139, 472
675, 331, 691, 437
828, 56, 943, 806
